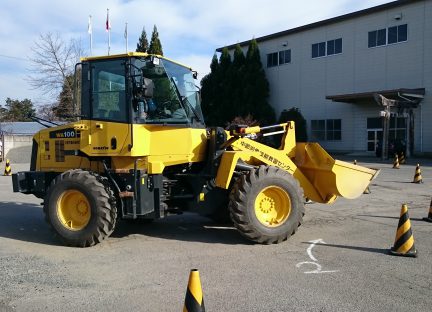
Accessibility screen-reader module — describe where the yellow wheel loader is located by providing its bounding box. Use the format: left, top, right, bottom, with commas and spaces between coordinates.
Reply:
12, 53, 378, 247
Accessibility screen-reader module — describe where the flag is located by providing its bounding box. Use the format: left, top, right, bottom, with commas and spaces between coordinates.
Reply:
106, 9, 111, 32
87, 15, 92, 35
124, 22, 128, 39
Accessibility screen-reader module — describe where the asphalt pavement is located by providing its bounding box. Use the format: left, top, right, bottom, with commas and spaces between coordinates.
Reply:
0, 159, 431, 311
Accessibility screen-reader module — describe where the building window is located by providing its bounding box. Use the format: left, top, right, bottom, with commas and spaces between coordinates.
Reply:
368, 24, 407, 48
312, 42, 326, 58
267, 49, 291, 68
388, 24, 408, 44
312, 38, 342, 58
311, 120, 326, 140
327, 38, 342, 55
267, 52, 278, 67
368, 28, 386, 48
279, 49, 291, 65
326, 119, 342, 140
311, 119, 341, 141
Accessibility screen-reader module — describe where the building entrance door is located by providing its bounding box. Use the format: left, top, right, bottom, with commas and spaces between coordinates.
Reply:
367, 129, 382, 153
367, 116, 407, 156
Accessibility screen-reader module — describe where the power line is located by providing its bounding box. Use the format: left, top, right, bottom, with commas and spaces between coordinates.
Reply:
0, 54, 29, 61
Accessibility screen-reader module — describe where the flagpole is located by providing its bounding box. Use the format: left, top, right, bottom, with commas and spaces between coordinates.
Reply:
88, 15, 93, 56
106, 8, 111, 55
125, 22, 128, 53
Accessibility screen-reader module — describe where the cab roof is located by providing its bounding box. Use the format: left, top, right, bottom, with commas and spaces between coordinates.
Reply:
80, 52, 193, 71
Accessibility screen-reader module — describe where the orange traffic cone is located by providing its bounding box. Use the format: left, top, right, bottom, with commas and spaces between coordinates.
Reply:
423, 198, 432, 223
412, 164, 423, 184
390, 204, 417, 257
392, 154, 400, 169
183, 269, 205, 312
353, 159, 357, 165
3, 159, 11, 176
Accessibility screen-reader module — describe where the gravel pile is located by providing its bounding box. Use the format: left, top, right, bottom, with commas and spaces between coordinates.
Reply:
5, 146, 32, 163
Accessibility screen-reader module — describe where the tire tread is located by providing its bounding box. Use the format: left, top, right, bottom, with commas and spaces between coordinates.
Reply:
44, 169, 117, 247
229, 165, 305, 244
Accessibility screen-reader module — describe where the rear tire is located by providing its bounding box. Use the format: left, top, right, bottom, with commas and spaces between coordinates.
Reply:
44, 169, 117, 247
229, 166, 304, 244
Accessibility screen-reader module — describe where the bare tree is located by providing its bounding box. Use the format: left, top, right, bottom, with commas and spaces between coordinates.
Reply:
28, 32, 84, 118
37, 102, 58, 121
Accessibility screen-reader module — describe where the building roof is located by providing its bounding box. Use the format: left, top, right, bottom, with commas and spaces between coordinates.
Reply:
0, 122, 48, 135
216, 0, 424, 52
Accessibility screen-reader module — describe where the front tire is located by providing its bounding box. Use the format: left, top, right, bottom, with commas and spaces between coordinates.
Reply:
229, 166, 304, 244
44, 169, 117, 247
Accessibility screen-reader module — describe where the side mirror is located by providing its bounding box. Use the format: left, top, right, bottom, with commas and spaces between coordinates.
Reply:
151, 56, 160, 65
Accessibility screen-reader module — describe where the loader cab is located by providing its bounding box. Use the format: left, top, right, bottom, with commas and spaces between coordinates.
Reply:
78, 54, 204, 127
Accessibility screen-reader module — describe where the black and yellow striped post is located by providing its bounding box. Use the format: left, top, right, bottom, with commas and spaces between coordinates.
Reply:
412, 164, 423, 184
423, 198, 432, 223
183, 269, 205, 312
392, 154, 400, 169
390, 204, 417, 257
3, 159, 11, 176
399, 152, 406, 164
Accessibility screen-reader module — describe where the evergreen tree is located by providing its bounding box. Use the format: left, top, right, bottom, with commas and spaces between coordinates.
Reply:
243, 39, 275, 124
231, 44, 246, 117
201, 54, 220, 126
233, 44, 246, 69
201, 39, 275, 127
148, 25, 163, 55
52, 75, 75, 120
219, 47, 232, 71
210, 52, 219, 73
278, 108, 308, 142
0, 98, 35, 121
136, 27, 149, 53
217, 47, 233, 125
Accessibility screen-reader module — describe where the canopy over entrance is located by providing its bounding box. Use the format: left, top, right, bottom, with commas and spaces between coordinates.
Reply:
326, 88, 425, 159
326, 88, 425, 105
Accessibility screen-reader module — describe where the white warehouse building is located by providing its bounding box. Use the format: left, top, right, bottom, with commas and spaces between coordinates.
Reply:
219, 0, 432, 156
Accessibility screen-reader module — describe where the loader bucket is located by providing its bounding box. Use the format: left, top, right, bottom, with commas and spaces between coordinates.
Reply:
294, 143, 379, 203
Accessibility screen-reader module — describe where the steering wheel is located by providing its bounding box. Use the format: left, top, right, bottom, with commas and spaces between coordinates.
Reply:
152, 100, 172, 118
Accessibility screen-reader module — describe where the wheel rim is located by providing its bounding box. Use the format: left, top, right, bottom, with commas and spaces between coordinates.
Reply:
57, 189, 91, 231
254, 186, 291, 227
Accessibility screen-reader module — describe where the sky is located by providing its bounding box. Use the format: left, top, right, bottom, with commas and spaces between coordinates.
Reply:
0, 0, 392, 108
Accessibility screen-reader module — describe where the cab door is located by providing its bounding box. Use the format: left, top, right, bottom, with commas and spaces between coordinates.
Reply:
89, 58, 130, 155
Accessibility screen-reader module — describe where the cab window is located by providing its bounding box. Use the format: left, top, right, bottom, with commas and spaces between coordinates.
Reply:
91, 59, 127, 122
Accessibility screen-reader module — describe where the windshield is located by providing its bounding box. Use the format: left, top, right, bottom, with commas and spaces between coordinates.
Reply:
131, 56, 204, 125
